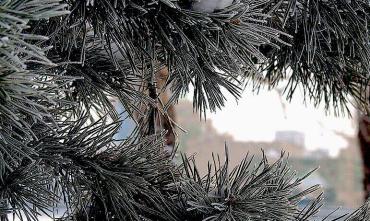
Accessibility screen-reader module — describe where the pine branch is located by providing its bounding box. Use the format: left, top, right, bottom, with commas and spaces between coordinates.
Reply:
33, 116, 178, 221
51, 0, 288, 116
52, 40, 152, 120
175, 147, 322, 220
259, 0, 370, 114
0, 160, 57, 220
1, 1, 369, 220
0, 0, 70, 178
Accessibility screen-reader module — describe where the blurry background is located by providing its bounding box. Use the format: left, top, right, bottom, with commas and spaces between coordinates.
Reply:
175, 85, 364, 210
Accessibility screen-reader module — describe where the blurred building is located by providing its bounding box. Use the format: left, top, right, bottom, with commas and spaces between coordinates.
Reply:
306, 149, 329, 159
275, 131, 305, 147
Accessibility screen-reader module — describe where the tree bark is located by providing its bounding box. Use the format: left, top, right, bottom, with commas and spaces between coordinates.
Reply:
358, 114, 370, 199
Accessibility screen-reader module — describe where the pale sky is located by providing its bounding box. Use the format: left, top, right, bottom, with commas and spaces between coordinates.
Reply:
186, 84, 357, 157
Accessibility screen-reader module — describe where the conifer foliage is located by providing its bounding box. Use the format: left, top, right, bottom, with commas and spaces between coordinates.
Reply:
0, 0, 369, 220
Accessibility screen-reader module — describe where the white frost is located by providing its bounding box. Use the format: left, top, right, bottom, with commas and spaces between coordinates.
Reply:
192, 0, 234, 12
